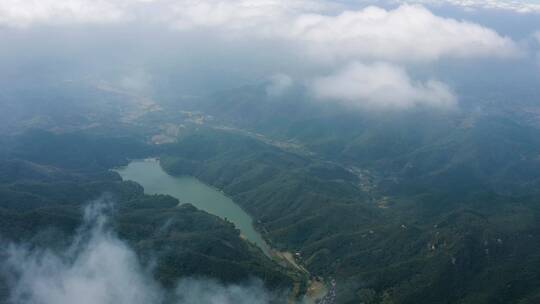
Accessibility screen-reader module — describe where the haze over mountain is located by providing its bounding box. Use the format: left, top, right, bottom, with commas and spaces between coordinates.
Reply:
1, 1, 540, 304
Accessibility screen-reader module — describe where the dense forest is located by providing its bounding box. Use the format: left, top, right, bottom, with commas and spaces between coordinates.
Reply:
0, 130, 295, 303
2, 2, 540, 301
160, 127, 540, 304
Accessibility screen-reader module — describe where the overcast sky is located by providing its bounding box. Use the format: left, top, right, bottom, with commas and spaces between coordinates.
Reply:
1, 0, 539, 110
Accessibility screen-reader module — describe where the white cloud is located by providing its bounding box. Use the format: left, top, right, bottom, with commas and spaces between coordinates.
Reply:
4, 201, 162, 304
0, 1, 524, 112
0, 1, 520, 63
266, 73, 293, 96
157, 3, 520, 63
287, 4, 519, 63
172, 279, 270, 304
119, 69, 153, 93
311, 62, 457, 109
0, 0, 331, 29
1, 200, 272, 304
397, 0, 540, 14
163, 0, 331, 31
0, 0, 129, 27
534, 31, 540, 44
534, 31, 540, 67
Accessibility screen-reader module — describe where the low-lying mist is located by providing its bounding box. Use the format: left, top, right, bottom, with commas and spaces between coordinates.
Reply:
1, 200, 273, 304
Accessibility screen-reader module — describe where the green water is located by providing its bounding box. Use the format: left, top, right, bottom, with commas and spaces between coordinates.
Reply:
115, 158, 271, 256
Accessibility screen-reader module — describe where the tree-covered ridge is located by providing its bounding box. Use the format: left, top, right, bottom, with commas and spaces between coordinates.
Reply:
160, 128, 540, 304
0, 131, 294, 302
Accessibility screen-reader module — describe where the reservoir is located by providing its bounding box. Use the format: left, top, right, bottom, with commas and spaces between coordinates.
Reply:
115, 158, 271, 256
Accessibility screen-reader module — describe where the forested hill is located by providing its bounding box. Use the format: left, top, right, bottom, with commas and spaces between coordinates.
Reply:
0, 130, 294, 303
3, 82, 540, 303
160, 128, 540, 304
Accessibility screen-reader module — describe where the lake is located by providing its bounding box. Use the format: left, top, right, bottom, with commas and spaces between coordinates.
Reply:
114, 158, 271, 256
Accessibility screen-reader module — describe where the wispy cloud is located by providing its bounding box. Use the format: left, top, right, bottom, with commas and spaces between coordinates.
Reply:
0, 0, 129, 27
0, 1, 528, 111
311, 61, 456, 109
287, 4, 519, 63
534, 31, 540, 67
395, 0, 540, 14
0, 2, 519, 62
266, 74, 293, 97
1, 199, 272, 304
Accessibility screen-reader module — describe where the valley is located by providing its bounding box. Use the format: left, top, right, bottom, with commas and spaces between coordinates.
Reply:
3, 2, 540, 303
115, 157, 334, 303
115, 158, 273, 256
3, 79, 540, 303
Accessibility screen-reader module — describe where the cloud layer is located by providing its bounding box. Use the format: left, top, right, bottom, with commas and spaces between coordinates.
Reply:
1, 1, 519, 62
398, 0, 540, 14
311, 62, 456, 109
288, 4, 519, 63
0, 0, 526, 110
1, 200, 271, 304
534, 31, 540, 66
266, 74, 293, 96
0, 0, 128, 27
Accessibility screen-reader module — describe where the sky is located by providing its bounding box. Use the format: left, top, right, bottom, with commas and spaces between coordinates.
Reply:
0, 0, 539, 110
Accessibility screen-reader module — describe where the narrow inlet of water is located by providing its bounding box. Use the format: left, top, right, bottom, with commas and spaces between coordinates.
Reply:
115, 158, 271, 256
